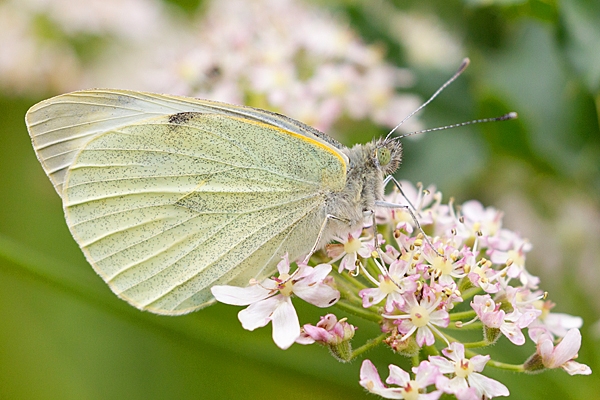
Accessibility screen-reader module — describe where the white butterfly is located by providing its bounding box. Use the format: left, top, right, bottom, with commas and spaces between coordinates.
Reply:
26, 90, 401, 315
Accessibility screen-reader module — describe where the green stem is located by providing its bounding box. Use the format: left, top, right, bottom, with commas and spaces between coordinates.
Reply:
463, 340, 489, 348
336, 269, 370, 291
351, 332, 387, 359
432, 326, 453, 347
422, 344, 440, 357
335, 278, 363, 304
412, 353, 420, 368
364, 257, 383, 282
485, 359, 525, 372
334, 300, 381, 323
461, 287, 482, 301
449, 310, 476, 321
444, 321, 482, 331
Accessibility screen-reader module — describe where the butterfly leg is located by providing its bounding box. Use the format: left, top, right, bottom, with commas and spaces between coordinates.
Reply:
382, 175, 420, 216
378, 176, 441, 256
302, 214, 350, 264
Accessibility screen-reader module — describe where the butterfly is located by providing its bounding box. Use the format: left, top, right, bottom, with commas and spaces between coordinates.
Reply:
26, 89, 402, 315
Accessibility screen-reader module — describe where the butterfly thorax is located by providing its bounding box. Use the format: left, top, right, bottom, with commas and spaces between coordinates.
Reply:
323, 138, 402, 236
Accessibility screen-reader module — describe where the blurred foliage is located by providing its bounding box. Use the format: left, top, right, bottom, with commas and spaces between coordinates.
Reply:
0, 0, 598, 399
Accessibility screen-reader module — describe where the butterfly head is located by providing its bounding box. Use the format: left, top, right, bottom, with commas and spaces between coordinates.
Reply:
373, 137, 403, 176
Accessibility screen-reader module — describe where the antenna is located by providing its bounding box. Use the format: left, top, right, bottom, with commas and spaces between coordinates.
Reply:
394, 112, 518, 140
385, 57, 471, 141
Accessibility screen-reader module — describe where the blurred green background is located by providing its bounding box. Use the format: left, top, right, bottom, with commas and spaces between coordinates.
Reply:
1, 0, 598, 399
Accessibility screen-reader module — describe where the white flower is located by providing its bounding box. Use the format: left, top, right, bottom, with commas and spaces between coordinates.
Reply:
422, 244, 466, 287
386, 287, 449, 347
326, 228, 378, 273
359, 359, 442, 399
534, 329, 592, 375
211, 255, 339, 349
430, 342, 509, 399
455, 200, 503, 245
471, 294, 540, 345
359, 259, 418, 311
488, 233, 539, 289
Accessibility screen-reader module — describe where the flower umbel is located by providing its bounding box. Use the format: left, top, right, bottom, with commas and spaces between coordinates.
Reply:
213, 181, 592, 397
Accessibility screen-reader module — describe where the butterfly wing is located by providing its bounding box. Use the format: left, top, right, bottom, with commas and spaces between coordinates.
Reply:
25, 91, 348, 315
25, 89, 347, 196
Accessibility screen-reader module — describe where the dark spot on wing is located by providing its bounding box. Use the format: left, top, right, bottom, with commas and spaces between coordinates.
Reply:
168, 111, 199, 124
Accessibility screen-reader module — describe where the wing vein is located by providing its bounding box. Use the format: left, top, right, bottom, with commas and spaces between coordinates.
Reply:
102, 214, 233, 281
145, 200, 321, 308
171, 209, 304, 310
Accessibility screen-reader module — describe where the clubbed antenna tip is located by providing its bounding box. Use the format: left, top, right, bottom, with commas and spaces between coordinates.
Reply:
458, 57, 471, 73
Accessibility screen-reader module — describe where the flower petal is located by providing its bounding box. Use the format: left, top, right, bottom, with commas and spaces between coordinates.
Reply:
294, 282, 339, 307
562, 360, 592, 376
420, 391, 443, 400
340, 252, 358, 271
538, 333, 555, 361
416, 326, 435, 347
500, 322, 525, 345
429, 309, 450, 328
543, 313, 583, 337
550, 328, 581, 367
442, 376, 469, 394
302, 325, 331, 342
326, 243, 345, 259
468, 372, 509, 398
276, 253, 291, 275
360, 360, 386, 391
271, 297, 300, 349
238, 296, 281, 331
359, 360, 404, 399
389, 259, 409, 277
442, 342, 465, 362
429, 356, 455, 374
386, 364, 410, 386
469, 354, 490, 373
359, 287, 387, 308
413, 360, 441, 387
307, 263, 333, 282
211, 283, 271, 306
453, 387, 480, 400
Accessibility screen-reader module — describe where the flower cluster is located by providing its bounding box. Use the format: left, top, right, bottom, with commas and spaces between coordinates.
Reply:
1, 0, 421, 133
213, 181, 591, 399
360, 342, 509, 400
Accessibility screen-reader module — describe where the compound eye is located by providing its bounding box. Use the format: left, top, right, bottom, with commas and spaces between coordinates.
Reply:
376, 147, 391, 166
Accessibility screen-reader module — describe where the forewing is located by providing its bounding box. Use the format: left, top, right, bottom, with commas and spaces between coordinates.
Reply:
62, 113, 346, 314
25, 89, 347, 195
